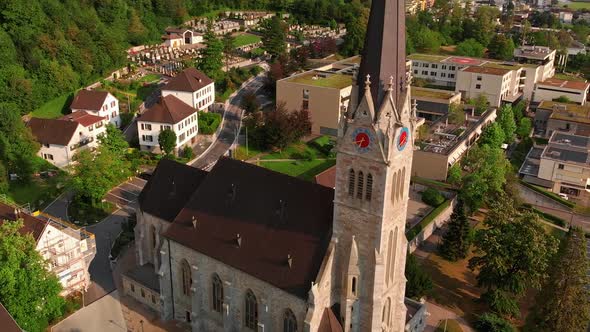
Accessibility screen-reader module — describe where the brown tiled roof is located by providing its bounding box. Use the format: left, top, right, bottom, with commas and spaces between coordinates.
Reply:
162, 68, 213, 93
318, 307, 343, 332
0, 303, 21, 332
28, 118, 79, 146
163, 157, 334, 299
315, 165, 336, 188
59, 111, 105, 127
138, 159, 208, 222
138, 95, 197, 124
70, 90, 110, 111
462, 66, 510, 76
538, 77, 590, 91
0, 202, 48, 243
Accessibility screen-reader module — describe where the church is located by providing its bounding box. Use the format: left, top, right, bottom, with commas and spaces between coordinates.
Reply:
123, 0, 427, 330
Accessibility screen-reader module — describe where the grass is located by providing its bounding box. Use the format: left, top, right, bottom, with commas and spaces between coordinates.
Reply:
137, 74, 161, 83
288, 72, 352, 89
520, 180, 576, 208
7, 158, 67, 210
69, 199, 116, 226
249, 48, 265, 58
31, 93, 73, 119
260, 159, 336, 181
408, 53, 448, 62
412, 176, 457, 191
411, 87, 456, 99
233, 33, 262, 47
553, 72, 586, 82
510, 137, 533, 170
407, 199, 452, 241
533, 137, 549, 145
436, 319, 463, 332
561, 1, 590, 9
234, 144, 263, 160
541, 223, 568, 240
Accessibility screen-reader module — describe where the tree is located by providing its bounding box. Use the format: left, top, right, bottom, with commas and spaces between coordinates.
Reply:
497, 105, 516, 143
554, 95, 571, 103
461, 145, 509, 211
341, 2, 369, 56
260, 16, 287, 58
0, 220, 65, 331
488, 34, 516, 60
528, 228, 590, 332
469, 196, 558, 315
456, 38, 485, 57
246, 103, 311, 150
241, 91, 260, 114
222, 33, 236, 71
448, 103, 465, 125
439, 200, 471, 261
447, 163, 462, 186
158, 128, 177, 155
405, 254, 433, 299
421, 187, 445, 207
468, 95, 488, 115
198, 25, 224, 80
98, 124, 129, 158
0, 103, 39, 181
475, 313, 515, 332
516, 118, 532, 138
479, 123, 505, 149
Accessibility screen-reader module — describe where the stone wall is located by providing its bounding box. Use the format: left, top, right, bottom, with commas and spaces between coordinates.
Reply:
123, 275, 161, 312
407, 195, 457, 254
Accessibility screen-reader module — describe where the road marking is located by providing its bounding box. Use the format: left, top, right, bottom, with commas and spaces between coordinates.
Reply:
125, 181, 145, 190
106, 193, 132, 203
116, 187, 139, 197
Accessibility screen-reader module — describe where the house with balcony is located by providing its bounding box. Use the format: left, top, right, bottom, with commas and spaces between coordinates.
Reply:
0, 200, 96, 295
456, 63, 524, 107
28, 112, 106, 168
70, 89, 120, 127
161, 68, 215, 111
137, 95, 199, 154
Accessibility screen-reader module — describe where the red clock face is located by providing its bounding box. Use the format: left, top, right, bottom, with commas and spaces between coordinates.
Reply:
355, 132, 370, 148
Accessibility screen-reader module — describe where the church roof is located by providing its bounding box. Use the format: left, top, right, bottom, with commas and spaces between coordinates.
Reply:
318, 307, 343, 332
163, 157, 334, 299
357, 0, 406, 109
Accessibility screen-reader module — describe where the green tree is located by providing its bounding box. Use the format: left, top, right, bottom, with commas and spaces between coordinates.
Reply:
439, 200, 471, 261
241, 91, 260, 114
456, 38, 485, 57
498, 105, 516, 143
528, 228, 590, 332
469, 196, 558, 315
198, 26, 224, 80
516, 118, 532, 138
260, 16, 287, 58
461, 145, 509, 211
488, 34, 516, 60
98, 124, 129, 158
158, 128, 177, 155
0, 220, 65, 331
479, 123, 505, 148
421, 187, 445, 207
341, 2, 368, 56
0, 103, 39, 181
222, 33, 236, 71
468, 95, 488, 115
447, 163, 462, 185
405, 254, 433, 299
475, 313, 515, 332
448, 102, 465, 125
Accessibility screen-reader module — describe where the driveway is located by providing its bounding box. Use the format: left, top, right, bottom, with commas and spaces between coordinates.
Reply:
104, 177, 146, 211
190, 71, 268, 170
52, 290, 127, 332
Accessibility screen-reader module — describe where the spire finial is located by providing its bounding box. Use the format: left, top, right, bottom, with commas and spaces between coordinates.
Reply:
388, 76, 394, 91
364, 74, 371, 90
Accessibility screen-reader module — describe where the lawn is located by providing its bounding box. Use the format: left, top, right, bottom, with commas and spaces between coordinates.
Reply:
233, 33, 262, 47
7, 175, 66, 211
259, 159, 336, 181
137, 74, 161, 83
234, 144, 263, 160
31, 93, 73, 119
261, 136, 335, 160
561, 1, 590, 10
436, 319, 463, 332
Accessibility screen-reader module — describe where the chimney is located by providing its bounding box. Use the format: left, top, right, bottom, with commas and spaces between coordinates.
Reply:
192, 215, 197, 228
236, 233, 242, 247
287, 254, 293, 268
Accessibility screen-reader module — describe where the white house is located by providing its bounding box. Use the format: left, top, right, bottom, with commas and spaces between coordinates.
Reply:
137, 95, 199, 154
70, 89, 121, 127
28, 112, 107, 168
161, 68, 215, 110
0, 201, 96, 296
162, 28, 203, 48
533, 77, 590, 105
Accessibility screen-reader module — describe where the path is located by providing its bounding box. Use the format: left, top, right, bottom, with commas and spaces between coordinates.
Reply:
190, 69, 268, 170
425, 302, 473, 332
52, 290, 127, 332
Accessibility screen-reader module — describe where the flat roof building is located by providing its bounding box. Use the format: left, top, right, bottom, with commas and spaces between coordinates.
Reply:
411, 86, 462, 121
535, 101, 590, 137
533, 77, 590, 105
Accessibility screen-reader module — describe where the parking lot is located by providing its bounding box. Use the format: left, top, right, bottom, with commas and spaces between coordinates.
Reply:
104, 177, 147, 210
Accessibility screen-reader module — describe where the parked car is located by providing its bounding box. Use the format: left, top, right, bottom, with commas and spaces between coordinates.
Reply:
558, 193, 569, 200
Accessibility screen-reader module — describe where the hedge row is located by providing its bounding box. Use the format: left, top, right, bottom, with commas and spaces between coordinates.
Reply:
522, 203, 567, 227
519, 180, 575, 208
412, 176, 457, 191
407, 199, 452, 241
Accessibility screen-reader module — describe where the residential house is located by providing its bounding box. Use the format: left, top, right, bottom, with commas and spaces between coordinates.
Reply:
513, 45, 556, 98
533, 77, 590, 105
137, 95, 199, 154
0, 200, 96, 296
28, 112, 106, 168
161, 68, 215, 111
70, 90, 120, 127
534, 101, 590, 137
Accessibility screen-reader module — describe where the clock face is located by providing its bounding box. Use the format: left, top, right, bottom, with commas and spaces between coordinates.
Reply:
352, 127, 373, 153
397, 127, 410, 151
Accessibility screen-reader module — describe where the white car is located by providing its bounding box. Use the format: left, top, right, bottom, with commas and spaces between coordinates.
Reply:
558, 193, 569, 200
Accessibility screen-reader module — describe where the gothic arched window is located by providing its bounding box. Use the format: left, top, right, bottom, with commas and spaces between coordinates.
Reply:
245, 290, 258, 329
386, 231, 393, 285
212, 274, 223, 313
180, 259, 191, 296
366, 173, 373, 201
150, 225, 157, 250
382, 297, 391, 326
283, 309, 298, 332
348, 169, 355, 197
389, 228, 398, 284
400, 167, 406, 200
396, 171, 402, 200
391, 171, 398, 205
357, 171, 364, 199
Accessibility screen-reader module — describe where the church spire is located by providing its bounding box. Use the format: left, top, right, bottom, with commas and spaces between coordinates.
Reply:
356, 0, 407, 110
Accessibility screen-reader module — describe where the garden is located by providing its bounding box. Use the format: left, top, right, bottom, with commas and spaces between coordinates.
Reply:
216, 65, 263, 102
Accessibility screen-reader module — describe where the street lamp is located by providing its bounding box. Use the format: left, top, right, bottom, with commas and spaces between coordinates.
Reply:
140, 319, 144, 332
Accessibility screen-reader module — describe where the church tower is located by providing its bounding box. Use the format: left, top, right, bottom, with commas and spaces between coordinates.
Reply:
331, 0, 416, 330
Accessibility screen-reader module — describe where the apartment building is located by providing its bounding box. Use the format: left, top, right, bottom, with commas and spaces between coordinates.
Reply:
70, 90, 120, 127
0, 200, 96, 296
28, 112, 107, 168
412, 108, 498, 180
514, 45, 556, 99
137, 95, 199, 154
411, 86, 462, 121
538, 131, 590, 204
276, 56, 358, 136
161, 68, 215, 111
456, 64, 524, 107
533, 77, 590, 105
534, 101, 590, 137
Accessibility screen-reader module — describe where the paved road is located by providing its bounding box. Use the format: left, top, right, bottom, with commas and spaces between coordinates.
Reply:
52, 290, 127, 332
190, 72, 267, 170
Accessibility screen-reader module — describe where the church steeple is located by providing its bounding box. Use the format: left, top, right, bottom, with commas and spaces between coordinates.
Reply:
356, 0, 407, 110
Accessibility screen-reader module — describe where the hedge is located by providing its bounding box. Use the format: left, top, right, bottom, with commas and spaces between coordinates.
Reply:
422, 187, 445, 207
407, 199, 452, 241
198, 111, 222, 135
522, 203, 567, 227
412, 176, 457, 191
519, 180, 575, 208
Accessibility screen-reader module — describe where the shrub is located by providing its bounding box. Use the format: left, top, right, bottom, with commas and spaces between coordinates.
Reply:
405, 254, 433, 299
120, 112, 134, 129
422, 187, 445, 206
474, 313, 515, 332
182, 145, 194, 159
198, 111, 222, 135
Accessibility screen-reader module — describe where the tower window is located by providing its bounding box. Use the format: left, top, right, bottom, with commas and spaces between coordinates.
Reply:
212, 274, 223, 313
356, 172, 364, 199
351, 277, 357, 296
245, 290, 258, 329
348, 169, 355, 197
366, 174, 373, 201
181, 259, 192, 296
283, 309, 298, 332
